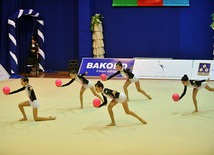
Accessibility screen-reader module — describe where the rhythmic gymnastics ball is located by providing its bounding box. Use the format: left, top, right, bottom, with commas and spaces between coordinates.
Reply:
3, 87, 10, 95
172, 93, 179, 101
55, 79, 62, 87
100, 74, 106, 81
93, 98, 101, 107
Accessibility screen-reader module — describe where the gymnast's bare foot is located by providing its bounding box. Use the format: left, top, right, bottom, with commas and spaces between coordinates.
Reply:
49, 116, 56, 120
192, 109, 198, 113
140, 118, 147, 124
106, 122, 116, 126
207, 78, 210, 83
147, 95, 152, 100
19, 118, 27, 121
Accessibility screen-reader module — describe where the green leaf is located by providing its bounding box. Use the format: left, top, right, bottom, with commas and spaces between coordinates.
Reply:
210, 22, 214, 28
90, 13, 104, 31
211, 13, 214, 20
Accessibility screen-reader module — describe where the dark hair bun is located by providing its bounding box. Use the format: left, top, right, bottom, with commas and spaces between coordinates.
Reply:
181, 74, 189, 81
69, 70, 77, 74
21, 76, 29, 83
95, 80, 104, 88
116, 61, 122, 67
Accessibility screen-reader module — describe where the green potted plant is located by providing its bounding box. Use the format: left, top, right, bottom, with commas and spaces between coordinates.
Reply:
211, 13, 214, 30
90, 14, 104, 32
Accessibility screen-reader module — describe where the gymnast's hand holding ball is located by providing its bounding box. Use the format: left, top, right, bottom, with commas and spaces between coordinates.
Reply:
55, 79, 62, 87
100, 74, 107, 81
3, 87, 10, 95
93, 98, 101, 108
172, 93, 180, 102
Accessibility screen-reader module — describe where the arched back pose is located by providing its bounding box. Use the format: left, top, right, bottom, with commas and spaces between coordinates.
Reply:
179, 74, 214, 113
7, 76, 56, 121
95, 81, 147, 126
61, 70, 103, 109
106, 61, 151, 101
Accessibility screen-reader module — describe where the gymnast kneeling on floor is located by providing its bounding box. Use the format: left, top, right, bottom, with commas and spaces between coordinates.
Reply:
7, 76, 56, 121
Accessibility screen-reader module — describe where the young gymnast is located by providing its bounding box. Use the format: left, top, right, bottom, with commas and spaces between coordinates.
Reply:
7, 76, 56, 121
106, 61, 151, 101
61, 70, 103, 109
95, 81, 147, 126
179, 74, 214, 113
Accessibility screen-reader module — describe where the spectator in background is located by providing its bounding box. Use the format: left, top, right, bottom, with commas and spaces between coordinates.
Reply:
29, 36, 39, 74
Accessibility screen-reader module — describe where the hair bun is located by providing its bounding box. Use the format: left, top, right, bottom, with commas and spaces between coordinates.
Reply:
181, 74, 189, 81
95, 80, 104, 88
116, 61, 122, 67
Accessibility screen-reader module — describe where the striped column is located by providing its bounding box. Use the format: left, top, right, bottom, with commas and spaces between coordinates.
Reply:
8, 9, 45, 74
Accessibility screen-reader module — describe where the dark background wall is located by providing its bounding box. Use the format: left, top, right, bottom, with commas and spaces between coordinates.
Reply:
0, 0, 214, 72
94, 0, 214, 59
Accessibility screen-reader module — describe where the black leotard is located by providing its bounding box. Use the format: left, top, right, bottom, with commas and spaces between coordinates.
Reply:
99, 88, 120, 107
61, 73, 89, 87
9, 85, 37, 101
107, 68, 134, 80
179, 80, 206, 100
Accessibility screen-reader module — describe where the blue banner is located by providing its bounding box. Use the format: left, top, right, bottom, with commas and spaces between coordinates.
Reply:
79, 58, 135, 77
163, 0, 189, 6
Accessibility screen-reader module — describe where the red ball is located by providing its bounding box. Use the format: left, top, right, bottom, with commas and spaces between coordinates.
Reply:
55, 79, 62, 87
100, 74, 106, 81
93, 98, 101, 107
3, 87, 10, 95
172, 93, 179, 101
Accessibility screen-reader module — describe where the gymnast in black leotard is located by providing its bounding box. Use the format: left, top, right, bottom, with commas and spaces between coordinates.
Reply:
61, 70, 103, 109
8, 76, 56, 121
106, 61, 151, 101
95, 81, 147, 126
179, 74, 214, 113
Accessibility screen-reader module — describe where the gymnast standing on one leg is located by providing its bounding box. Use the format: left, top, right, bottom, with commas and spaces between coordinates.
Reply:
95, 81, 147, 126
106, 61, 151, 101
179, 74, 214, 113
7, 76, 56, 121
61, 70, 103, 109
